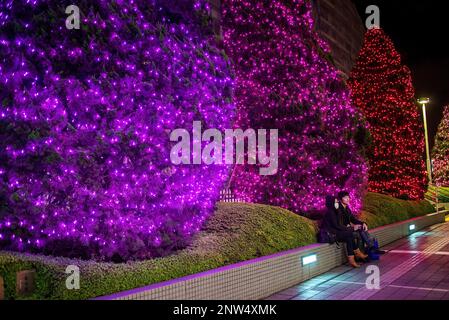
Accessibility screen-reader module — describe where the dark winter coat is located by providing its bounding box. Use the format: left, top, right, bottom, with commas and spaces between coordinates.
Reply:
337, 204, 364, 229
321, 199, 364, 237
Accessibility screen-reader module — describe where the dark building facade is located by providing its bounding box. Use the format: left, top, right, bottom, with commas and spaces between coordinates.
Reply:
209, 0, 365, 77
312, 0, 365, 77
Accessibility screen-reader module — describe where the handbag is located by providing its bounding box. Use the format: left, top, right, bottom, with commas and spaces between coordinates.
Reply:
319, 228, 338, 245
358, 230, 380, 260
360, 230, 375, 247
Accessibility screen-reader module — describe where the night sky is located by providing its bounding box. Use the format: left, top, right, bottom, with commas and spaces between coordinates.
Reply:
354, 0, 448, 149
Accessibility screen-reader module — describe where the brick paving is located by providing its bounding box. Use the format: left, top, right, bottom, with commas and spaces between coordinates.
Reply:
265, 222, 449, 300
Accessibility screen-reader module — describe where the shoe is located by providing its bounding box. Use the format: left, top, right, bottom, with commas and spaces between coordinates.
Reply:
358, 256, 371, 263
348, 256, 361, 268
354, 248, 369, 260
375, 249, 386, 255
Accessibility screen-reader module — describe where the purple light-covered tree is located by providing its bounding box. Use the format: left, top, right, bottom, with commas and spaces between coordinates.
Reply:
222, 0, 368, 215
0, 0, 235, 261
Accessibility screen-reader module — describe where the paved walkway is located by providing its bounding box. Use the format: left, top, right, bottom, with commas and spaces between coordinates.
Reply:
266, 222, 449, 300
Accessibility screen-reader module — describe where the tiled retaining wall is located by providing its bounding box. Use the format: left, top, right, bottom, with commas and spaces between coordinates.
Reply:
96, 211, 447, 300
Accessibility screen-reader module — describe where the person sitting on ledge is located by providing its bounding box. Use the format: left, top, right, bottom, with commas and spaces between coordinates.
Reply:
337, 191, 386, 259
321, 195, 368, 268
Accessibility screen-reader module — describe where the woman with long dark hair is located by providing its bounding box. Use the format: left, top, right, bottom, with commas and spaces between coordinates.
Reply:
321, 195, 368, 268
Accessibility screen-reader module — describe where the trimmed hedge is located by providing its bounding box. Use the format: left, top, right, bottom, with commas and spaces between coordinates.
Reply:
426, 186, 449, 203
0, 194, 436, 300
360, 192, 435, 229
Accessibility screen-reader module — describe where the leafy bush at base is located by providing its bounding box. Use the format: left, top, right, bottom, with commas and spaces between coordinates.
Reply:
0, 195, 436, 300
0, 203, 317, 300
426, 186, 449, 203
360, 192, 435, 229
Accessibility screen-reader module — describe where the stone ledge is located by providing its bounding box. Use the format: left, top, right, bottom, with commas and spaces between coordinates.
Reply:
95, 211, 447, 300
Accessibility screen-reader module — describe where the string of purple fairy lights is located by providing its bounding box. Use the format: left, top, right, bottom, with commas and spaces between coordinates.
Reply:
0, 0, 234, 260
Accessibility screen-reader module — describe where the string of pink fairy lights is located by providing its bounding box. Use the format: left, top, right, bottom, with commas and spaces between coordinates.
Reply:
222, 0, 368, 214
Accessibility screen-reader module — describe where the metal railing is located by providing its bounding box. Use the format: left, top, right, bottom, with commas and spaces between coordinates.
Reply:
219, 188, 243, 203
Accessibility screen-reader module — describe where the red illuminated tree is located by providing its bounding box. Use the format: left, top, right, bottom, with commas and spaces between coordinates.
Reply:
348, 28, 427, 200
432, 105, 449, 186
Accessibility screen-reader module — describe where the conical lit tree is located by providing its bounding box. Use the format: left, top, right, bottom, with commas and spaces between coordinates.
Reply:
348, 28, 427, 200
432, 105, 449, 186
222, 0, 368, 215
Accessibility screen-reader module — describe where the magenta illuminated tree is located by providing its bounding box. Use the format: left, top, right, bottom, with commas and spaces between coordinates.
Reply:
0, 0, 235, 261
222, 0, 368, 215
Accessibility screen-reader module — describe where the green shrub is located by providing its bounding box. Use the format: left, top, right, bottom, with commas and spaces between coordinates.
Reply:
0, 195, 435, 300
0, 253, 65, 300
426, 186, 449, 203
360, 192, 435, 229
0, 203, 317, 300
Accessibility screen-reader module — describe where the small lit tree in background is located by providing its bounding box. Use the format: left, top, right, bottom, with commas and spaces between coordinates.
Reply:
432, 105, 449, 186
222, 0, 368, 215
348, 28, 427, 200
0, 0, 235, 261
